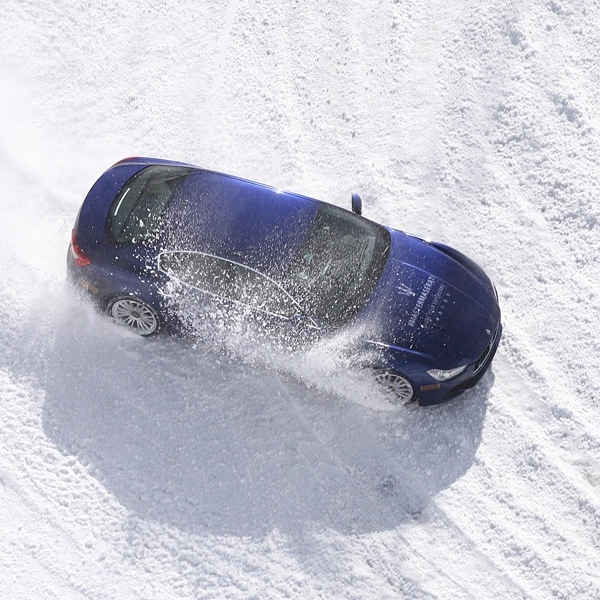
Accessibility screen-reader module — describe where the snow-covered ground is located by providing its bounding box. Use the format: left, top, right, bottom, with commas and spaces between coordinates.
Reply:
1, 0, 599, 598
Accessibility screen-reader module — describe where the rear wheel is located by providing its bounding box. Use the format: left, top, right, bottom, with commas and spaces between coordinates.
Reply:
374, 371, 415, 404
108, 296, 160, 336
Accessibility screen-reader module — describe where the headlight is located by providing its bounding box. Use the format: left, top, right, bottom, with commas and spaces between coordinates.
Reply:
426, 365, 467, 382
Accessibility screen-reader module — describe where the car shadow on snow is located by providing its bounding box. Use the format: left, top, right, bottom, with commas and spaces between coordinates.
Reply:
41, 299, 492, 540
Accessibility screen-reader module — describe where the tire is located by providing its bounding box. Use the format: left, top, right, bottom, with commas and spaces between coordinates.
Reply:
374, 370, 415, 404
108, 296, 161, 336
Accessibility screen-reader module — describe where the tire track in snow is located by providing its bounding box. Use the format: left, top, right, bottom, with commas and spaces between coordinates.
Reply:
271, 373, 473, 599
436, 359, 600, 600
498, 320, 600, 511
275, 377, 390, 534
0, 370, 151, 600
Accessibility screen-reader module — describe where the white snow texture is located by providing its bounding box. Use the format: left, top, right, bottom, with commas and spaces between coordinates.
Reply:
1, 1, 599, 599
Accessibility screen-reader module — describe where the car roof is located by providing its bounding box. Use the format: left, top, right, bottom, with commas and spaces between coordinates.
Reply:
81, 158, 374, 282
159, 168, 321, 279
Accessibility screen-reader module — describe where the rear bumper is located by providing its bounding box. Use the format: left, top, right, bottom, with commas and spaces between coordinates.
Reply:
66, 247, 107, 303
66, 245, 174, 333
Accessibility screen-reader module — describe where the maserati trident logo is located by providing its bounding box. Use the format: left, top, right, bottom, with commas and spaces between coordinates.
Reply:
396, 283, 415, 297
486, 328, 492, 336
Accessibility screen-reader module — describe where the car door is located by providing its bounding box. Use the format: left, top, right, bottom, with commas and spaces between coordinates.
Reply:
157, 250, 321, 340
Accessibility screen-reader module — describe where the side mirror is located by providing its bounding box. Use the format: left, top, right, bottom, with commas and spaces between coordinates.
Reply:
351, 193, 362, 215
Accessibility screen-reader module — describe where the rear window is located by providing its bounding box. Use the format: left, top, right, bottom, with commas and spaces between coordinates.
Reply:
107, 165, 192, 243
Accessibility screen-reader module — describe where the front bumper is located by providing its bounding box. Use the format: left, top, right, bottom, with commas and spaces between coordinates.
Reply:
416, 320, 502, 406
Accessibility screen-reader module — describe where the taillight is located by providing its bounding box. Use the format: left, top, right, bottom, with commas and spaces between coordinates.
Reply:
71, 229, 91, 267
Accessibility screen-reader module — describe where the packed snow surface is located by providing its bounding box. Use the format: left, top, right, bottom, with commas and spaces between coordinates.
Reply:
1, 1, 600, 598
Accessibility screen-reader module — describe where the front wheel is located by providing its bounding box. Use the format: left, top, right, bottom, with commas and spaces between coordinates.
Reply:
108, 296, 160, 336
374, 371, 415, 404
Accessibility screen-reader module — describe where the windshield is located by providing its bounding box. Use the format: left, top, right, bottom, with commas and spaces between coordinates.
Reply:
284, 204, 390, 326
107, 165, 192, 243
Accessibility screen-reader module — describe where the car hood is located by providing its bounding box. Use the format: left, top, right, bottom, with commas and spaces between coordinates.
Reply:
359, 230, 497, 364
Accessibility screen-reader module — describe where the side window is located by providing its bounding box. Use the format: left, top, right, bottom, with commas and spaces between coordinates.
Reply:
158, 252, 299, 318
159, 252, 234, 298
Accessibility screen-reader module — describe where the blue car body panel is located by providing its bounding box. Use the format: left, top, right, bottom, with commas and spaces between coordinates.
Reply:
362, 230, 494, 361
69, 157, 502, 406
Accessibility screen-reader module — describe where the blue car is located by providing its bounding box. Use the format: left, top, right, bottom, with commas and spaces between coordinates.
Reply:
68, 157, 501, 406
